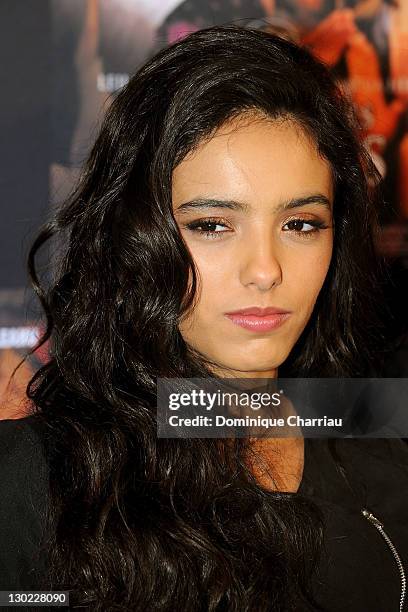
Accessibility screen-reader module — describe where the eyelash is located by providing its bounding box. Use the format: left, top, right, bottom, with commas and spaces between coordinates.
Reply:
184, 217, 329, 240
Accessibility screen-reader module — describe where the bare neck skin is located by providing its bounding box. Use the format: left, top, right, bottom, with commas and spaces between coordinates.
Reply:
244, 395, 305, 493
248, 437, 305, 493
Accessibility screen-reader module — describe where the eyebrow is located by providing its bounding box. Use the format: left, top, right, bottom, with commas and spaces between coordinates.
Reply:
175, 194, 332, 214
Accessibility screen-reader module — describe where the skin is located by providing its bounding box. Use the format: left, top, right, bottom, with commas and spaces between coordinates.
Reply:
171, 112, 334, 492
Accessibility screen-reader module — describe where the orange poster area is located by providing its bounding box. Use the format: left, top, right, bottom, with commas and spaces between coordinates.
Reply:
302, 2, 408, 228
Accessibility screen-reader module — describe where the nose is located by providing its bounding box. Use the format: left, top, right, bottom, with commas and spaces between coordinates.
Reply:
239, 229, 283, 291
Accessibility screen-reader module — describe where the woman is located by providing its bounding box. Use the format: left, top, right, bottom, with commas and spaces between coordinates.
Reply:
0, 25, 407, 612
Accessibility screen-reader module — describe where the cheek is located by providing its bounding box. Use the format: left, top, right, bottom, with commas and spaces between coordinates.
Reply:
192, 255, 228, 315
189, 244, 231, 294
179, 251, 228, 332
288, 242, 333, 310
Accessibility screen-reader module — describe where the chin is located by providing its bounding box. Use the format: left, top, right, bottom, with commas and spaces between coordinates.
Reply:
220, 355, 285, 375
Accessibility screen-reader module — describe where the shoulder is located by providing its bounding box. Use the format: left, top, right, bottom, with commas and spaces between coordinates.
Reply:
334, 437, 408, 467
324, 437, 408, 518
0, 412, 47, 440
0, 414, 48, 477
326, 437, 408, 486
303, 437, 408, 508
0, 415, 50, 589
0, 414, 49, 513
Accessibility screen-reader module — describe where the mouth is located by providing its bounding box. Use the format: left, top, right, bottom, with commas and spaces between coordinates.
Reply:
224, 311, 292, 332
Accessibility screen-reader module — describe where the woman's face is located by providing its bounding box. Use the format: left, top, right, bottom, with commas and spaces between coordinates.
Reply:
172, 114, 334, 378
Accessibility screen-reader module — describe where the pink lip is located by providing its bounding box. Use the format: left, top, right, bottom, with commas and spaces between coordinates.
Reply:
225, 306, 292, 333
226, 306, 290, 316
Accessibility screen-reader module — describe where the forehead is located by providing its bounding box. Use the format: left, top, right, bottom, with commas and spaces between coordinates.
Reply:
172, 114, 333, 206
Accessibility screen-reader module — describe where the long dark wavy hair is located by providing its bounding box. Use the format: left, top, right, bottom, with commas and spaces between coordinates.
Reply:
17, 25, 390, 611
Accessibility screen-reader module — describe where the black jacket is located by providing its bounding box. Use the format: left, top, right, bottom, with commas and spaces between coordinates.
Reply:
0, 415, 407, 611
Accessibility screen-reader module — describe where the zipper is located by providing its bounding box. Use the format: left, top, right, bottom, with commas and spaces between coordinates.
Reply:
329, 442, 407, 612
361, 508, 407, 612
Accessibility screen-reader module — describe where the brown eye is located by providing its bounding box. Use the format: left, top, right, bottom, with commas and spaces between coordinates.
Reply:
283, 218, 328, 236
184, 217, 231, 239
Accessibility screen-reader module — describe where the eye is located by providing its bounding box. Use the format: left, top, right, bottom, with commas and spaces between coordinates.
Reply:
184, 217, 231, 239
282, 218, 329, 237
182, 216, 330, 240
